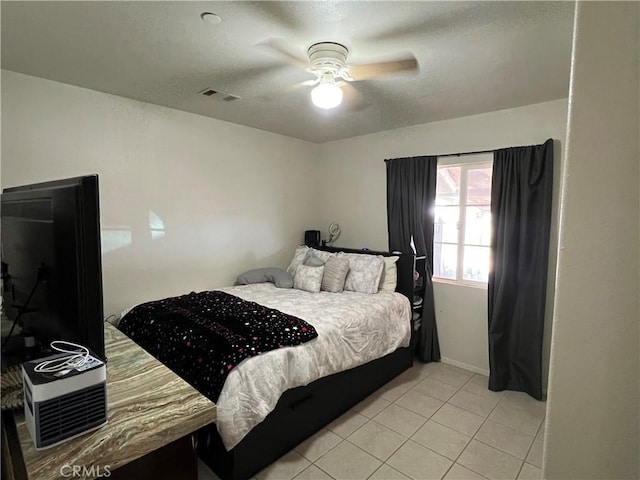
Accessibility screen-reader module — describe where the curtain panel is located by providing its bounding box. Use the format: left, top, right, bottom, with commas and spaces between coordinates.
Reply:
488, 138, 554, 400
386, 156, 440, 362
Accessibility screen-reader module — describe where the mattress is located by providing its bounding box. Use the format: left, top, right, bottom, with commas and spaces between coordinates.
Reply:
214, 283, 411, 450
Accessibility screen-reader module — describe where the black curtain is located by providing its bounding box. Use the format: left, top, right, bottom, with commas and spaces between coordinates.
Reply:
386, 156, 440, 362
488, 138, 554, 400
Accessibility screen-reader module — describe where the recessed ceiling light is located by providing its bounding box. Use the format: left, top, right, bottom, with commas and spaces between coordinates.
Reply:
201, 12, 222, 25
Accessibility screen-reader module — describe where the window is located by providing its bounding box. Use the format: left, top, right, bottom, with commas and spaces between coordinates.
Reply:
433, 156, 492, 285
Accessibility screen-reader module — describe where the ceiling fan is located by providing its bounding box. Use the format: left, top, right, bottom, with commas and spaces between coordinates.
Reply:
261, 40, 419, 110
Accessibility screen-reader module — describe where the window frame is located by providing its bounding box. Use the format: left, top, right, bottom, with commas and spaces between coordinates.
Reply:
433, 154, 493, 288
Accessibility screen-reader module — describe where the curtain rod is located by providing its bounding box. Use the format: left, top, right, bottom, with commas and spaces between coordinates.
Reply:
435, 148, 495, 158
384, 148, 495, 162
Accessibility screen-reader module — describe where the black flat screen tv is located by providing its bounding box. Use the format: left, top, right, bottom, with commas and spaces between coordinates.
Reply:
1, 175, 105, 364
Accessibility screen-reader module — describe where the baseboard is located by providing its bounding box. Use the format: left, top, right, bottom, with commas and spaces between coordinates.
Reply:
439, 358, 549, 398
441, 357, 490, 377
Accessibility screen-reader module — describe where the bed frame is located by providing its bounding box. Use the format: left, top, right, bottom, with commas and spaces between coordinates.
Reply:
197, 246, 416, 480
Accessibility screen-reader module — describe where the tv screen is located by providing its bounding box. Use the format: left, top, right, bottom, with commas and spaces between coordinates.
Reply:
1, 175, 105, 365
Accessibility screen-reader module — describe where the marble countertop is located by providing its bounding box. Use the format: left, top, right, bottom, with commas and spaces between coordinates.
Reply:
13, 322, 217, 479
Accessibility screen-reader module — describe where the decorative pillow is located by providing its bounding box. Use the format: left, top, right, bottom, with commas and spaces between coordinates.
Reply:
339, 253, 385, 294
287, 245, 309, 275
321, 256, 350, 293
379, 256, 399, 292
303, 250, 326, 267
236, 268, 294, 289
293, 265, 324, 293
308, 248, 334, 263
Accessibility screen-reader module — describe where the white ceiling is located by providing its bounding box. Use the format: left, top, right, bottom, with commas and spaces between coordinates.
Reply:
1, 1, 575, 143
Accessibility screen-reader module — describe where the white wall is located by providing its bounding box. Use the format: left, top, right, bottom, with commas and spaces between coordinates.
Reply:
1, 71, 570, 388
1, 70, 321, 317
317, 99, 568, 381
544, 2, 639, 479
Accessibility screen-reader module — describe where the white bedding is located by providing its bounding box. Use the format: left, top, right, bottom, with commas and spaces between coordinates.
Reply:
214, 283, 411, 450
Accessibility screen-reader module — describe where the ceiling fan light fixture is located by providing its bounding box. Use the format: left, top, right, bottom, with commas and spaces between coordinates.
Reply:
311, 79, 343, 109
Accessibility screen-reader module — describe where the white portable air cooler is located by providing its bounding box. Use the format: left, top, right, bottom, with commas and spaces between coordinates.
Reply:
21, 352, 107, 449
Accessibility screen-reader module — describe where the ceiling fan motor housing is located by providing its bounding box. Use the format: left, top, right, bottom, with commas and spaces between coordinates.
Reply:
308, 42, 349, 76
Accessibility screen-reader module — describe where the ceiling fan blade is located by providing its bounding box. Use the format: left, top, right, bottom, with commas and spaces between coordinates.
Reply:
256, 38, 309, 69
349, 56, 419, 81
302, 78, 320, 87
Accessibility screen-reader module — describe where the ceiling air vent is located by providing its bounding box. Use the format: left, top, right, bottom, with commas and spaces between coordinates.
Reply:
198, 88, 241, 102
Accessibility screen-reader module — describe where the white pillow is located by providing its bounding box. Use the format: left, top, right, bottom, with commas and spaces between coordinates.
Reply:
339, 253, 385, 294
379, 256, 399, 292
287, 245, 309, 275
293, 264, 324, 293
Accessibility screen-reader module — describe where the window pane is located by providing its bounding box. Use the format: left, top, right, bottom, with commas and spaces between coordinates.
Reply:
434, 243, 457, 279
464, 206, 491, 246
466, 167, 492, 205
436, 166, 461, 205
434, 206, 459, 243
462, 246, 490, 282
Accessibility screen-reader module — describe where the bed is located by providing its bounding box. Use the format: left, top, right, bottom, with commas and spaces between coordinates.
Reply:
118, 246, 416, 480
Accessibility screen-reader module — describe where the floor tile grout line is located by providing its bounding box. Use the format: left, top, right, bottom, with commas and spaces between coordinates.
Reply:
392, 367, 466, 479
308, 458, 336, 479
437, 371, 495, 480
309, 416, 411, 477
513, 416, 545, 479
316, 364, 442, 480
450, 374, 547, 480
467, 393, 539, 461
409, 382, 539, 478
438, 370, 536, 478
297, 461, 336, 480
369, 362, 461, 479
395, 366, 486, 479
518, 418, 546, 473
366, 462, 408, 480
344, 435, 403, 468
346, 417, 411, 463
317, 436, 385, 478
423, 362, 477, 479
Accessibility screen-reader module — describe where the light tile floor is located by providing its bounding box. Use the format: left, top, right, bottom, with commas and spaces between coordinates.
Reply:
198, 361, 546, 480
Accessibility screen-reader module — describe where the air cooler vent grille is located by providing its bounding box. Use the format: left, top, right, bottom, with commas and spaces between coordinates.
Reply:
36, 383, 107, 447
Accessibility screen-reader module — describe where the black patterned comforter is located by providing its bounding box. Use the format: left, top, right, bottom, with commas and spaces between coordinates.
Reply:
118, 290, 318, 402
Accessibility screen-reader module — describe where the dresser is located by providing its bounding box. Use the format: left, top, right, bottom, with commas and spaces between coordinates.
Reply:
1, 322, 217, 480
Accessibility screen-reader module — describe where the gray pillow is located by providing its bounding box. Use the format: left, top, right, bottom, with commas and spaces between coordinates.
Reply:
303, 251, 326, 267
321, 256, 350, 293
236, 267, 293, 289
287, 245, 309, 275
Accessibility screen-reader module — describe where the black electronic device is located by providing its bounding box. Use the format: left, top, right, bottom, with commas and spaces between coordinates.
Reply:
1, 175, 105, 365
304, 230, 321, 248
